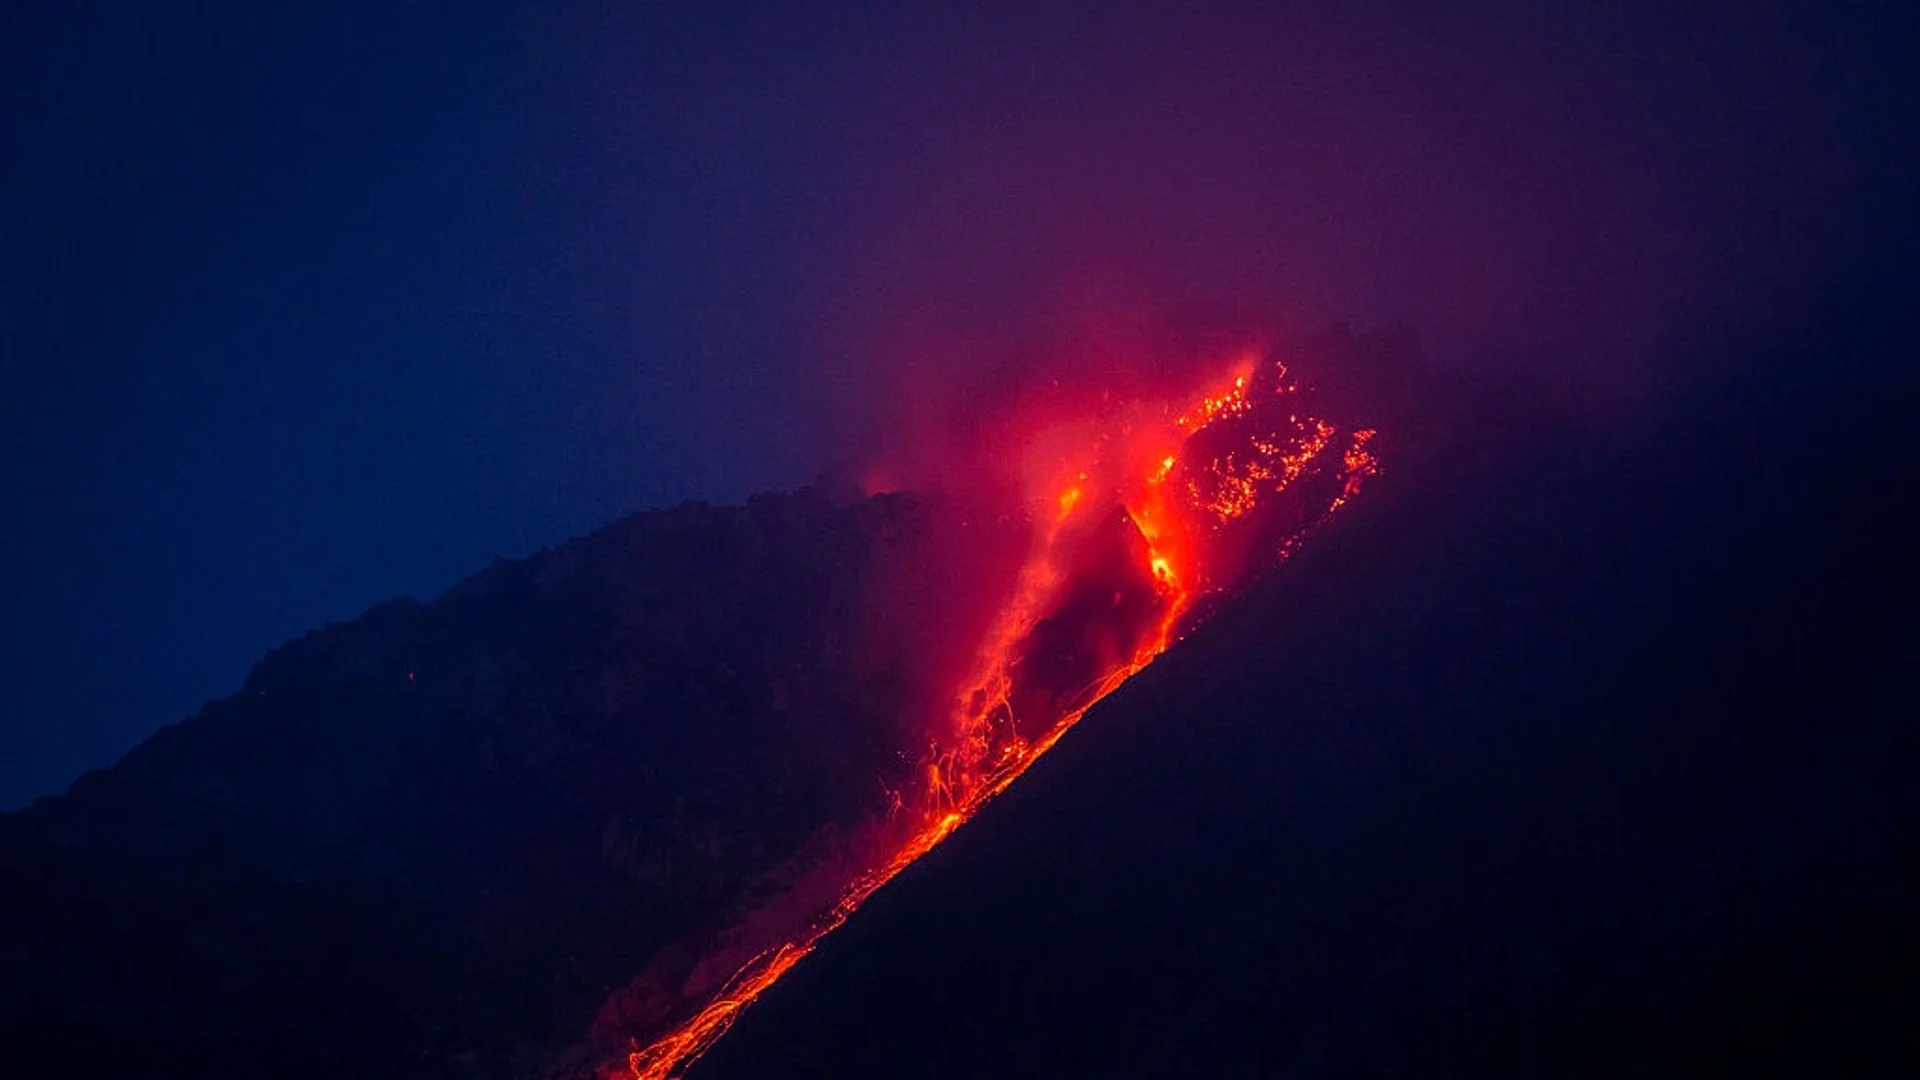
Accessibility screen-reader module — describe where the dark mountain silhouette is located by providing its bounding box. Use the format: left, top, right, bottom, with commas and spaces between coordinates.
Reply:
2, 311, 1913, 1078
688, 341, 1920, 1076
0, 487, 1027, 1077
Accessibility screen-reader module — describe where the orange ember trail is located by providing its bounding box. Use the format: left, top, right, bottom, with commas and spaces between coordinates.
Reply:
626, 355, 1381, 1080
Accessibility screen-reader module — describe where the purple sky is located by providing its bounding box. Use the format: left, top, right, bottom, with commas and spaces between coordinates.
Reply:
3, 1, 1914, 807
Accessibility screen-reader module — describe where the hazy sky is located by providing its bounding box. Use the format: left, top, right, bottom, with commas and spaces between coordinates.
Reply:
3, 1, 1914, 807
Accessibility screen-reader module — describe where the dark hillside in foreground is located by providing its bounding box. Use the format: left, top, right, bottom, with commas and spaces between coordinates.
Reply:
0, 489, 1006, 1077
693, 343, 1919, 1076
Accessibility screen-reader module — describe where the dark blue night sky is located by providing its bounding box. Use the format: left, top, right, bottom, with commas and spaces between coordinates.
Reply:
4, 1, 1915, 808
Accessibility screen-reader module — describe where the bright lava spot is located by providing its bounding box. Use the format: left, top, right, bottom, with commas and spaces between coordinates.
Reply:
624, 350, 1385, 1079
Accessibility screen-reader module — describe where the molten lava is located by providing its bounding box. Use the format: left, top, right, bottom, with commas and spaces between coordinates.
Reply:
624, 351, 1384, 1079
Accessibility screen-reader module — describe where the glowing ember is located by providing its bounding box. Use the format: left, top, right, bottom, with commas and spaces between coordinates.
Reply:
1330, 428, 1382, 512
623, 351, 1383, 1079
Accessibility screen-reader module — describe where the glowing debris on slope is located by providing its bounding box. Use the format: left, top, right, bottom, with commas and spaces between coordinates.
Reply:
624, 352, 1384, 1079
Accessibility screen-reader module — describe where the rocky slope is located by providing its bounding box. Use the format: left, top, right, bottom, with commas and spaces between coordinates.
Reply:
0, 321, 1423, 1079
0, 486, 1021, 1077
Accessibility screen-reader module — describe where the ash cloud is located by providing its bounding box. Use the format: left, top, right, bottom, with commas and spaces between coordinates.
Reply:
738, 2, 1916, 447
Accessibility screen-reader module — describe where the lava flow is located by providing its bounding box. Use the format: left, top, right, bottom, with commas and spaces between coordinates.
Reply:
624, 351, 1383, 1080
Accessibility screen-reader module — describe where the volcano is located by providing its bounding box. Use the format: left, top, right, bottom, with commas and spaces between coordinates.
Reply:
0, 325, 1406, 1078
2, 320, 1913, 1079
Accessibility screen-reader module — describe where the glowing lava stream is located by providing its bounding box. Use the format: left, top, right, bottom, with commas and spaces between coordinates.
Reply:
623, 665, 1166, 1080
626, 358, 1379, 1080
627, 538, 1183, 1080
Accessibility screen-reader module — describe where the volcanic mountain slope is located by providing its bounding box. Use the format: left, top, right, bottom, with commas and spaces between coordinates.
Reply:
687, 351, 1919, 1076
0, 322, 1415, 1077
1, 321, 1428, 1079
10, 312, 1907, 1078
0, 488, 1021, 1077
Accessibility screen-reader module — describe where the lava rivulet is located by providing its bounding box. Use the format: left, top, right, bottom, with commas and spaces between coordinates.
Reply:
624, 352, 1382, 1079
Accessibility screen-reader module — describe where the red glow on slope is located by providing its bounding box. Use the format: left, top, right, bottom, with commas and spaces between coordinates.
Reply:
624, 352, 1382, 1080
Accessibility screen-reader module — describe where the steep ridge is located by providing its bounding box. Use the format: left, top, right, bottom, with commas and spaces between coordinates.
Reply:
0, 490, 1010, 1077
688, 355, 1918, 1077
